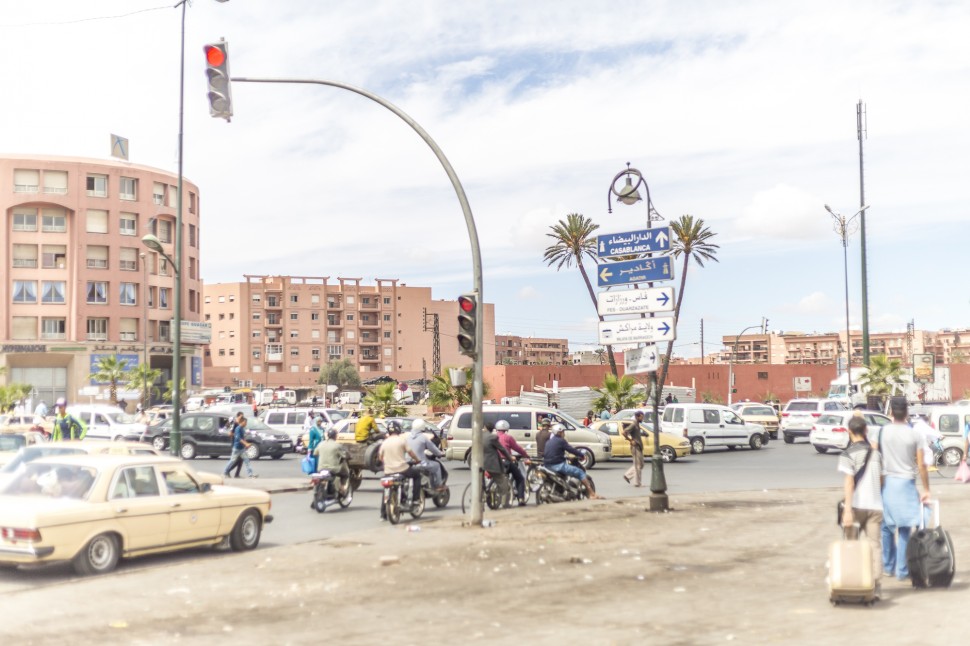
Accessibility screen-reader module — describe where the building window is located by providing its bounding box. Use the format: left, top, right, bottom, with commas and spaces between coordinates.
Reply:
41, 317, 66, 340
120, 282, 137, 306
252, 349, 261, 359
188, 257, 197, 280
218, 349, 226, 357
86, 318, 108, 341
290, 313, 298, 321
219, 313, 225, 320
383, 331, 392, 339
159, 288, 169, 309
13, 168, 39, 193
362, 297, 370, 305
290, 295, 298, 304
312, 348, 321, 359
311, 312, 320, 321
153, 182, 165, 205
119, 177, 137, 200
86, 281, 108, 304
252, 294, 262, 303
12, 280, 37, 303
158, 320, 171, 341
148, 286, 156, 308
86, 174, 108, 197
43, 209, 68, 232
119, 318, 137, 341
290, 347, 299, 357
328, 345, 342, 358
119, 247, 138, 271
290, 330, 299, 338
41, 281, 66, 304
253, 313, 262, 321
13, 211, 38, 231
11, 317, 37, 340
757, 371, 769, 380
229, 348, 235, 356
229, 295, 235, 302
252, 331, 262, 338
311, 294, 320, 304
12, 244, 37, 268
311, 330, 320, 339
158, 220, 172, 243
229, 330, 235, 338
346, 314, 354, 322
43, 170, 68, 195
383, 314, 391, 322
120, 213, 137, 236
86, 245, 109, 269
346, 348, 354, 356
383, 297, 391, 305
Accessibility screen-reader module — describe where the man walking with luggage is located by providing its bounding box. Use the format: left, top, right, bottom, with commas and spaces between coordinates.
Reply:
878, 397, 930, 581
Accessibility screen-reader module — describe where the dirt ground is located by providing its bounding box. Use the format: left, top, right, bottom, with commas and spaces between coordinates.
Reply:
0, 487, 964, 645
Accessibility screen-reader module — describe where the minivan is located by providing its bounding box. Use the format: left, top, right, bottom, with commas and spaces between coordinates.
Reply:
444, 404, 611, 469
67, 405, 146, 442
259, 407, 350, 442
661, 403, 767, 454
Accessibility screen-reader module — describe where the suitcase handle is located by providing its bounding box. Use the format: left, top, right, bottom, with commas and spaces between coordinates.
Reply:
842, 523, 862, 540
919, 499, 940, 530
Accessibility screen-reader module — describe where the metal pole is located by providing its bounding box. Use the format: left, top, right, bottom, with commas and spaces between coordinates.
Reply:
231, 76, 485, 524
731, 325, 762, 404
857, 101, 870, 367
141, 253, 148, 366
841, 230, 853, 393
170, 0, 187, 457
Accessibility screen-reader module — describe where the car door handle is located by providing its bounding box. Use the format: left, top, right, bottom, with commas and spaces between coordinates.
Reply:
524, 433, 531, 437
170, 502, 181, 508
115, 507, 128, 513
719, 425, 725, 428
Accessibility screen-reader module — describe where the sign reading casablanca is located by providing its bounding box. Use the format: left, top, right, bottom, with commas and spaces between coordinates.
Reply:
180, 321, 213, 344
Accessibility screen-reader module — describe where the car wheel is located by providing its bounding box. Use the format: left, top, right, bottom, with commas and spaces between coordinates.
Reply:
245, 444, 260, 461
749, 434, 763, 450
433, 487, 450, 508
762, 433, 770, 444
463, 450, 472, 468
783, 433, 794, 444
770, 432, 778, 440
73, 533, 120, 576
209, 456, 220, 460
814, 445, 828, 454
229, 509, 262, 551
152, 436, 167, 451
659, 446, 676, 463
180, 442, 197, 460
112, 434, 125, 442
575, 447, 595, 470
690, 437, 705, 454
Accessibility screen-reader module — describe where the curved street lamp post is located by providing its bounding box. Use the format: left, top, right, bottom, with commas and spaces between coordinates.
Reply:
824, 204, 869, 393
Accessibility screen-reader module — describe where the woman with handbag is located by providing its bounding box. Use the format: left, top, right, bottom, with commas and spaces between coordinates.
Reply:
307, 416, 324, 472
837, 414, 884, 595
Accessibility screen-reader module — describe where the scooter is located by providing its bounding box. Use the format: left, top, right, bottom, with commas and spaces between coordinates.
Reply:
415, 455, 450, 508
535, 457, 595, 505
310, 469, 353, 513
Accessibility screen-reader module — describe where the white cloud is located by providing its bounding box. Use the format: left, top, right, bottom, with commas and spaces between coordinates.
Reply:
796, 292, 834, 315
734, 184, 828, 240
516, 286, 540, 300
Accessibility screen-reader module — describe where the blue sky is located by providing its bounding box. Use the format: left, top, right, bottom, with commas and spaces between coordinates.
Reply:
1, 1, 967, 358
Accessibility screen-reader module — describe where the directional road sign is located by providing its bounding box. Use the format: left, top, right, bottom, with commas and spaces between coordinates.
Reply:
597, 256, 674, 287
598, 316, 677, 345
624, 345, 659, 374
597, 227, 670, 258
597, 287, 674, 316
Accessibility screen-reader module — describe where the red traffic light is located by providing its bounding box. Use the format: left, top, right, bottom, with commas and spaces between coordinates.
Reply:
459, 296, 475, 313
205, 45, 226, 67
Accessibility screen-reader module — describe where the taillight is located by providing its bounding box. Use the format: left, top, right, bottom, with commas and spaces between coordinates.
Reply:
1, 528, 41, 542
380, 477, 396, 488
447, 435, 454, 441
812, 413, 822, 417
781, 413, 790, 417
833, 427, 847, 433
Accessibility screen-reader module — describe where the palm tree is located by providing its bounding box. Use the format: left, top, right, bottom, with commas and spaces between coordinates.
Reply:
88, 355, 132, 405
163, 378, 187, 407
362, 382, 407, 418
427, 367, 491, 410
543, 213, 618, 376
656, 215, 720, 395
592, 374, 641, 413
129, 363, 162, 409
858, 355, 906, 399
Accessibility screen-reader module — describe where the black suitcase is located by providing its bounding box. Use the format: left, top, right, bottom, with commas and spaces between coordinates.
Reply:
906, 501, 955, 588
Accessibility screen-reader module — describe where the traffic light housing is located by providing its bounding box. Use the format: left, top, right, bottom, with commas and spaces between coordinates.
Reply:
457, 293, 478, 359
204, 39, 233, 121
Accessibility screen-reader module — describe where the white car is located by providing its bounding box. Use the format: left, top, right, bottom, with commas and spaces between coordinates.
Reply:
779, 399, 847, 444
661, 403, 767, 454
809, 411, 890, 454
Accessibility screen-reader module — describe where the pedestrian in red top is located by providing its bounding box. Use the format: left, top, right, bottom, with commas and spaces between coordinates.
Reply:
495, 420, 531, 506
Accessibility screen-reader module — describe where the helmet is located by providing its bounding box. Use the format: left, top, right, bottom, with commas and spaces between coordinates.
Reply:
385, 420, 402, 434
494, 420, 510, 432
411, 419, 427, 433
539, 418, 551, 428
326, 428, 338, 440
55, 397, 67, 407
551, 423, 565, 434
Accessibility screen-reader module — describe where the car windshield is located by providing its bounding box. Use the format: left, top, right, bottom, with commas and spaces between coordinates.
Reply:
746, 406, 776, 416
787, 402, 819, 412
247, 417, 273, 432
554, 410, 587, 429
0, 447, 86, 474
5, 462, 98, 499
326, 409, 349, 421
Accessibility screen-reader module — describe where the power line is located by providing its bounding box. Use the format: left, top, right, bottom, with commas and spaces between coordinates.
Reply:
0, 4, 170, 29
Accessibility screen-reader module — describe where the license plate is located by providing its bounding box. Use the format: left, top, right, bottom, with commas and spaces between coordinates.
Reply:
282, 443, 292, 449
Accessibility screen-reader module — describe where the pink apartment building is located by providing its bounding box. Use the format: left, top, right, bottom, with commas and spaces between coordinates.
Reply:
203, 276, 496, 388
0, 155, 204, 404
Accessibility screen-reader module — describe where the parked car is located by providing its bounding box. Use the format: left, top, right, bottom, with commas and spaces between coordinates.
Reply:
141, 413, 292, 460
67, 405, 145, 442
444, 404, 611, 469
661, 403, 767, 454
0, 414, 52, 439
779, 399, 847, 444
589, 419, 689, 462
0, 454, 271, 575
809, 411, 891, 454
929, 406, 970, 436
184, 396, 205, 412
730, 402, 781, 440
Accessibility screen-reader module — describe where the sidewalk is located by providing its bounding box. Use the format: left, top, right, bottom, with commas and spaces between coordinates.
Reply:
1, 484, 965, 644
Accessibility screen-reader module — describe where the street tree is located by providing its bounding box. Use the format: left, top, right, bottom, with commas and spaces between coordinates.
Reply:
88, 355, 132, 406
163, 378, 187, 407
858, 355, 906, 399
318, 358, 362, 391
592, 374, 641, 413
362, 382, 407, 417
543, 213, 618, 376
129, 364, 162, 410
427, 366, 490, 410
656, 214, 720, 396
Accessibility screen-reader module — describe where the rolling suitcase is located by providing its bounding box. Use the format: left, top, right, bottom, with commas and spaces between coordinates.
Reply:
907, 500, 955, 588
828, 526, 876, 606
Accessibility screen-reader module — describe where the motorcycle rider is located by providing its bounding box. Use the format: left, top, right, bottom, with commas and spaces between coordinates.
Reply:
544, 423, 602, 500
355, 407, 380, 443
314, 428, 351, 495
484, 422, 515, 505
407, 419, 446, 492
535, 417, 553, 458
378, 420, 423, 520
494, 420, 531, 506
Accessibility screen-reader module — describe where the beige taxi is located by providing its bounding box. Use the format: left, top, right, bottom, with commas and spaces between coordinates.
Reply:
730, 402, 781, 440
0, 454, 272, 575
589, 419, 691, 462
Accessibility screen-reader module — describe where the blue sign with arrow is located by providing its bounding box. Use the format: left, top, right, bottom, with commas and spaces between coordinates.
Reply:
597, 227, 671, 258
597, 256, 674, 287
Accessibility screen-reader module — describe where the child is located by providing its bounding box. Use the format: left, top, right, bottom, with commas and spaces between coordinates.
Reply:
837, 414, 884, 597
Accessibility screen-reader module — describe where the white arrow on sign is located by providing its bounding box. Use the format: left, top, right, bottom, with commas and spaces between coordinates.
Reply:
597, 287, 675, 316
624, 345, 659, 375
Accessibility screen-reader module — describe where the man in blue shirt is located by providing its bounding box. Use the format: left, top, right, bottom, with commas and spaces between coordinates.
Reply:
543, 424, 602, 499
224, 413, 257, 478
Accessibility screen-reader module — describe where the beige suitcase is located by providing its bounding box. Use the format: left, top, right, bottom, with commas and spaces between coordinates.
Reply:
828, 528, 876, 606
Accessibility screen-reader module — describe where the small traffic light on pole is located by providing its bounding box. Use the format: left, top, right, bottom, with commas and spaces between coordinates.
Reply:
204, 39, 232, 121
457, 293, 478, 359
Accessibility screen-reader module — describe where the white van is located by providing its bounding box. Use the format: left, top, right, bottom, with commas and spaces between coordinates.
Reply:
259, 407, 350, 442
67, 404, 146, 442
444, 404, 611, 469
661, 403, 767, 454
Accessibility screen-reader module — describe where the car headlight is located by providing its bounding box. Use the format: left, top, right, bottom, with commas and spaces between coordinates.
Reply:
257, 432, 276, 440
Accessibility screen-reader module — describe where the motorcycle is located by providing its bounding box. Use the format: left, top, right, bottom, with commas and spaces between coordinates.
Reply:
380, 471, 425, 525
415, 455, 450, 508
535, 457, 595, 505
310, 469, 353, 513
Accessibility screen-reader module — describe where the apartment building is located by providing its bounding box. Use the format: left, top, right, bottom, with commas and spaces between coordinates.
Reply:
721, 328, 943, 366
496, 335, 569, 365
0, 155, 204, 402
203, 276, 495, 387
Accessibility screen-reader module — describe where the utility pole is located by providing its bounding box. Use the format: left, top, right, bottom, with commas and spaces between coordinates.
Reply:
422, 308, 441, 378
700, 319, 704, 365
857, 100, 871, 367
